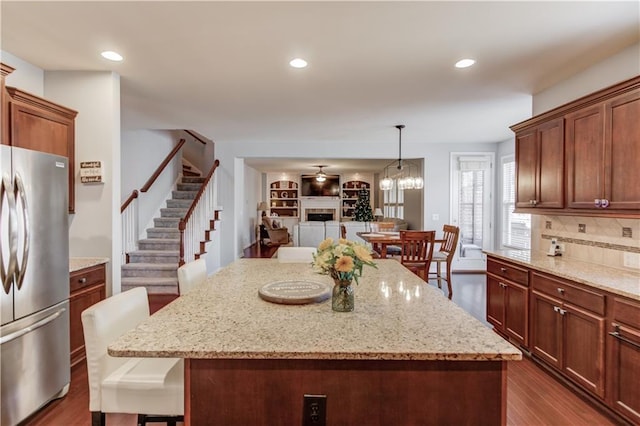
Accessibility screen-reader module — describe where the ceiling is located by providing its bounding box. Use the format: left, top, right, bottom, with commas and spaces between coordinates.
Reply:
2, 1, 638, 174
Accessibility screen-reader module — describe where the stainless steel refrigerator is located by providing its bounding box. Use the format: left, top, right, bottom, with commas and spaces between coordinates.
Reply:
1, 145, 70, 426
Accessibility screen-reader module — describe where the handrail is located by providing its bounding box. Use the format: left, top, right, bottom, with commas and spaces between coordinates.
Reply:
140, 138, 186, 193
120, 190, 139, 213
184, 130, 208, 145
178, 159, 220, 264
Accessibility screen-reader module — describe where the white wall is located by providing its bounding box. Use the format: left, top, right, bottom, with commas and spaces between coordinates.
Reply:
45, 70, 121, 294
2, 50, 44, 95
534, 43, 640, 114
121, 129, 180, 237
529, 42, 640, 271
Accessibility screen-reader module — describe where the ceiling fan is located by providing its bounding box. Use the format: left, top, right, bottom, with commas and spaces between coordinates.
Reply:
314, 165, 328, 182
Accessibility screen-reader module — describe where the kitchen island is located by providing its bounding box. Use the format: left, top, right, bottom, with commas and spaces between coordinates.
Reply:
109, 259, 521, 425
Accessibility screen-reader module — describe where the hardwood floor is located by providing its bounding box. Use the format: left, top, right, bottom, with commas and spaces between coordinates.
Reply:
23, 244, 620, 425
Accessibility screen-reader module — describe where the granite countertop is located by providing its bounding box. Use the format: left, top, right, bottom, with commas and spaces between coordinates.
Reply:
69, 257, 110, 272
109, 259, 521, 362
485, 249, 640, 301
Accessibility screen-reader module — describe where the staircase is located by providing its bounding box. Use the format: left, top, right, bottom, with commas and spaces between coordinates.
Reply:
121, 174, 206, 295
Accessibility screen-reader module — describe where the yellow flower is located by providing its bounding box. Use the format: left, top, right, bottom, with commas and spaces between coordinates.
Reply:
335, 255, 354, 272
353, 244, 373, 263
338, 238, 350, 245
318, 238, 334, 251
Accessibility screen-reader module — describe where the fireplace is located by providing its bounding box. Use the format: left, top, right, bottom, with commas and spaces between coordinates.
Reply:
307, 212, 334, 222
301, 198, 340, 222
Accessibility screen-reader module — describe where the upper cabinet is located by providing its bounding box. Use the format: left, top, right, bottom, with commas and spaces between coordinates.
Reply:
515, 118, 564, 209
511, 75, 640, 217
566, 88, 640, 210
1, 64, 78, 213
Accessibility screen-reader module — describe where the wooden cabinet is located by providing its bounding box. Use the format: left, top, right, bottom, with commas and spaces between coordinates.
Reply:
269, 180, 299, 217
1, 63, 14, 146
607, 297, 640, 424
566, 87, 640, 210
531, 271, 606, 398
486, 257, 529, 347
5, 87, 77, 213
515, 118, 564, 209
341, 180, 370, 218
69, 263, 106, 368
511, 75, 640, 217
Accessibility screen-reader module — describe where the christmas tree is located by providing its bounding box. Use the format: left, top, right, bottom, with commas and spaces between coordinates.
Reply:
353, 189, 373, 222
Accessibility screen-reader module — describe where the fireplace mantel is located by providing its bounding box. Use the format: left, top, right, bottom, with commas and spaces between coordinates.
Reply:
300, 197, 340, 221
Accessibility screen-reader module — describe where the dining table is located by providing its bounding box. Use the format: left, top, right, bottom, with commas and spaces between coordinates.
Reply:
356, 230, 402, 257
108, 258, 521, 425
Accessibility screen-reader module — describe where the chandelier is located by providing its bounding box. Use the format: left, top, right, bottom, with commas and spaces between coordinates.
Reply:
315, 165, 327, 182
379, 125, 424, 191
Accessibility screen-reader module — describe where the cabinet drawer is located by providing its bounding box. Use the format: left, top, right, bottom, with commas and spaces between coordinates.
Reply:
531, 272, 605, 316
70, 264, 106, 293
487, 258, 529, 286
612, 297, 640, 329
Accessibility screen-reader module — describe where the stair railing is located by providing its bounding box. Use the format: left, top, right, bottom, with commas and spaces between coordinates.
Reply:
121, 190, 139, 263
120, 138, 186, 263
179, 159, 220, 265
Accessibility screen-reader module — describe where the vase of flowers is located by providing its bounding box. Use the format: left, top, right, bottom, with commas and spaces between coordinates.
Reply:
312, 237, 376, 312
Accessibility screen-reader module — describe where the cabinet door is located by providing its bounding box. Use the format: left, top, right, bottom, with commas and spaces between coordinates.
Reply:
505, 281, 529, 347
608, 323, 640, 423
69, 283, 105, 367
531, 291, 562, 369
563, 304, 606, 398
604, 88, 640, 209
486, 275, 505, 330
536, 118, 564, 208
515, 129, 538, 208
566, 104, 605, 209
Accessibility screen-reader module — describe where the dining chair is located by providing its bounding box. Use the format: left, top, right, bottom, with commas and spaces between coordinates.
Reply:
429, 225, 460, 300
277, 246, 317, 263
81, 287, 184, 426
399, 230, 436, 281
340, 224, 347, 239
177, 258, 207, 295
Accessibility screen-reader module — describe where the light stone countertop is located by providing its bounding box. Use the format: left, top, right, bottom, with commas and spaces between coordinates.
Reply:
69, 257, 110, 272
108, 259, 521, 361
485, 250, 640, 301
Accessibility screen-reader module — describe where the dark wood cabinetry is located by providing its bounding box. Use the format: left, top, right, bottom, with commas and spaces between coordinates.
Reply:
486, 258, 529, 347
607, 297, 640, 423
566, 88, 640, 210
515, 118, 564, 209
530, 271, 606, 398
1, 63, 14, 146
1, 62, 77, 213
69, 263, 106, 368
512, 75, 640, 217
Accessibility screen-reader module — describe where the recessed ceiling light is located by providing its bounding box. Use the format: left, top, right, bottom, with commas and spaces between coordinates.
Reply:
455, 58, 475, 69
289, 58, 308, 69
101, 51, 123, 62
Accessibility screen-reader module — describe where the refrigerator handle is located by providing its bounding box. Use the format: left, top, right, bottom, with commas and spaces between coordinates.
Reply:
14, 173, 30, 291
0, 308, 66, 345
1, 173, 18, 294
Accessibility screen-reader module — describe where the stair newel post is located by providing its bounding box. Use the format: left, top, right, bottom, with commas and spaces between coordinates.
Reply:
178, 219, 186, 266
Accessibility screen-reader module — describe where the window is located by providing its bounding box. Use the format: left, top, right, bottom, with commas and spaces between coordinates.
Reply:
501, 156, 531, 249
383, 181, 404, 219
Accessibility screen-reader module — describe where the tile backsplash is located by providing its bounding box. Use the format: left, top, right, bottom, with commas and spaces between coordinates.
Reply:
532, 215, 640, 271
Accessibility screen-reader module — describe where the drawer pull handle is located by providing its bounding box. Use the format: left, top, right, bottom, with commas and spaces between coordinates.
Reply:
78, 277, 87, 284
556, 287, 564, 294
610, 326, 640, 350
499, 282, 507, 289
500, 267, 507, 272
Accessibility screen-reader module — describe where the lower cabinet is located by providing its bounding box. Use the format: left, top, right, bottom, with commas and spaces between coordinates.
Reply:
607, 297, 640, 423
486, 257, 529, 347
69, 263, 106, 368
531, 271, 606, 398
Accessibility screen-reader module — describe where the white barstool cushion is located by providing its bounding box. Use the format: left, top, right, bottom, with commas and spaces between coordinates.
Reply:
177, 258, 207, 295
277, 246, 317, 263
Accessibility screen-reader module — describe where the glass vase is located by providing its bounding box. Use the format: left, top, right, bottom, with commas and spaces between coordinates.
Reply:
332, 278, 354, 312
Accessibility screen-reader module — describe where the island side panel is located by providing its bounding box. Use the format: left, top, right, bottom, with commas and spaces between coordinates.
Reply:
187, 358, 507, 426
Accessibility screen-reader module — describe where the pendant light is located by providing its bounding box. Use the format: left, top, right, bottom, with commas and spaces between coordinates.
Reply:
379, 125, 423, 191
